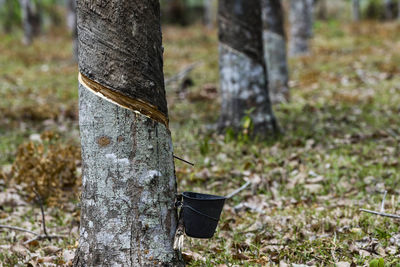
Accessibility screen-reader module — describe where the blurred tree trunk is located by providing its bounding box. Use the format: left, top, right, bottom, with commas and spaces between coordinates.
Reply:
166, 0, 186, 25
398, 0, 400, 20
261, 0, 289, 104
352, 0, 360, 21
66, 0, 77, 61
203, 0, 214, 28
289, 0, 313, 56
19, 0, 41, 45
384, 0, 395, 20
218, 0, 278, 136
73, 0, 183, 266
315, 0, 327, 20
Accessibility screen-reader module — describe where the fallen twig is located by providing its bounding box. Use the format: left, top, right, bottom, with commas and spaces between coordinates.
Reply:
360, 208, 400, 219
24, 234, 66, 245
33, 189, 50, 240
165, 62, 201, 85
226, 181, 251, 199
0, 224, 66, 244
0, 189, 67, 244
385, 128, 400, 140
0, 225, 38, 235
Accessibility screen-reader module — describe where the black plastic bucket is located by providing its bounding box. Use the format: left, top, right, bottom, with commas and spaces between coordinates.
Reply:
182, 191, 226, 238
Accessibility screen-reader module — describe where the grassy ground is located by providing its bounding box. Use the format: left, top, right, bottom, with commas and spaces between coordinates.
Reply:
0, 20, 400, 266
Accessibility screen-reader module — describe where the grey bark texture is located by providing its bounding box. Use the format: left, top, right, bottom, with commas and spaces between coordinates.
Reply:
74, 0, 183, 266
203, 0, 215, 28
66, 0, 78, 61
218, 0, 278, 136
352, 0, 360, 21
261, 0, 290, 104
384, 0, 395, 20
289, 0, 313, 56
77, 0, 168, 118
398, 0, 400, 20
315, 0, 327, 20
19, 0, 41, 45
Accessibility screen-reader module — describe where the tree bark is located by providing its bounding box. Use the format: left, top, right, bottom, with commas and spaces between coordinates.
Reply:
384, 0, 395, 20
77, 0, 168, 118
398, 0, 400, 20
19, 0, 41, 45
203, 0, 214, 28
261, 0, 290, 104
74, 1, 183, 266
352, 0, 360, 21
218, 0, 278, 136
165, 0, 187, 25
315, 0, 327, 20
66, 0, 78, 61
289, 0, 313, 56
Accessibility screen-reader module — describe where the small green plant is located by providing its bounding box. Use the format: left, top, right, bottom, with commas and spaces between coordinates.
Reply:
237, 108, 256, 143
369, 258, 384, 267
224, 127, 235, 143
374, 227, 391, 239
199, 136, 210, 156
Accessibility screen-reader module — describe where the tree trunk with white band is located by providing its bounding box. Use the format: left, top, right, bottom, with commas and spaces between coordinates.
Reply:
19, 0, 41, 45
261, 0, 290, 104
289, 0, 313, 56
73, 1, 183, 266
218, 0, 278, 136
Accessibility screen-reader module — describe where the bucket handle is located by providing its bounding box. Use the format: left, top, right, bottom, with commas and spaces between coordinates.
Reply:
183, 205, 220, 222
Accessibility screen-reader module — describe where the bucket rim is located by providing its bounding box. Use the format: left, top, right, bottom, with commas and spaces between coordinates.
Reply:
182, 191, 226, 201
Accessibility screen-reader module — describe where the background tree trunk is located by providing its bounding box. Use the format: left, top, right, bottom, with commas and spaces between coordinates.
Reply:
203, 0, 217, 28
66, 0, 77, 61
398, 0, 400, 20
203, 0, 213, 28
74, 0, 183, 266
289, 0, 313, 56
315, 0, 327, 20
261, 0, 290, 104
218, 0, 278, 136
352, 0, 360, 21
19, 0, 41, 45
384, 0, 395, 20
165, 0, 187, 25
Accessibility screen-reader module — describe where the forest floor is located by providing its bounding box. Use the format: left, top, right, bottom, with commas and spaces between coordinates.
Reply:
0, 20, 400, 266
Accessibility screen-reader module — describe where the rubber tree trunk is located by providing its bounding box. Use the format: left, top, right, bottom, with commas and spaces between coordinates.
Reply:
384, 0, 395, 20
73, 1, 183, 266
398, 0, 400, 20
166, 0, 186, 25
352, 0, 360, 21
203, 0, 216, 28
218, 0, 278, 136
261, 0, 290, 104
19, 0, 41, 45
289, 0, 313, 56
315, 0, 327, 20
66, 0, 78, 61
